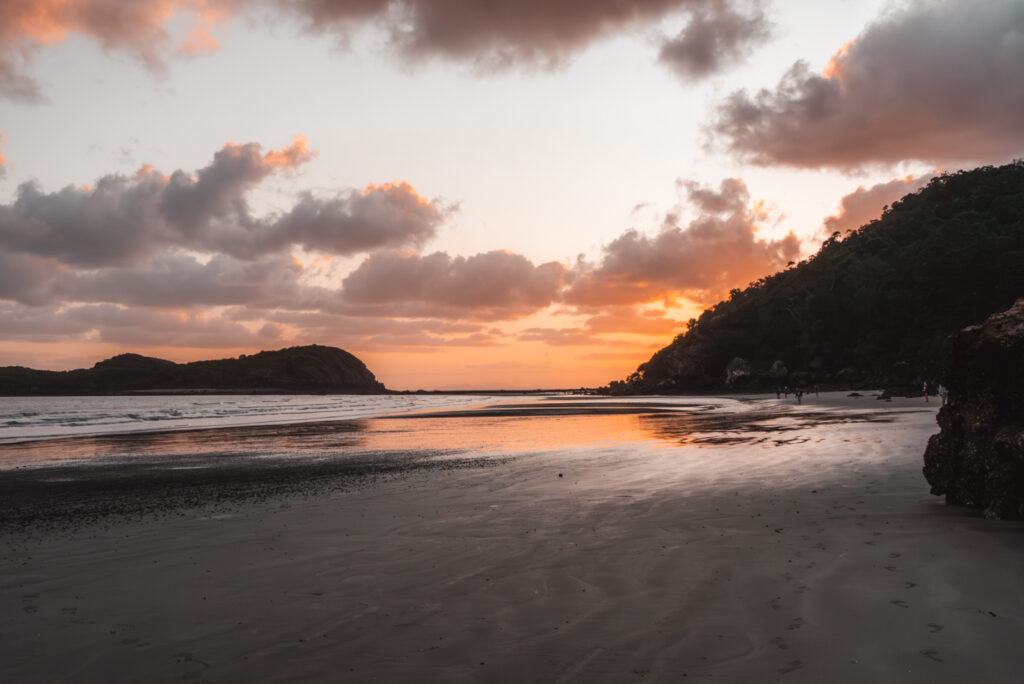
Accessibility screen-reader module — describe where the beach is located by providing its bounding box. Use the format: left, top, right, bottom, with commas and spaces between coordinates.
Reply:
2, 394, 1023, 683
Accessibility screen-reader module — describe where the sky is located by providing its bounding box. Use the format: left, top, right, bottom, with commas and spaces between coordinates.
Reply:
0, 0, 1021, 389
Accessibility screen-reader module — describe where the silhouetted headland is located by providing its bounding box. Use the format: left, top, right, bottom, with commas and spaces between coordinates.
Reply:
0, 344, 386, 395
606, 161, 1024, 395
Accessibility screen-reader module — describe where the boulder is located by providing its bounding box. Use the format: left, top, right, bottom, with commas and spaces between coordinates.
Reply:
724, 357, 751, 387
769, 360, 788, 380
923, 299, 1024, 519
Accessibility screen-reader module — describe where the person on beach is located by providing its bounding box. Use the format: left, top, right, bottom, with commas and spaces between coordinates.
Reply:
795, 389, 803, 404
776, 387, 781, 399
923, 380, 929, 402
938, 384, 949, 406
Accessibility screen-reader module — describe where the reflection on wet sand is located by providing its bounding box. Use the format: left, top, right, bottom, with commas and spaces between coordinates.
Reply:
0, 398, 913, 470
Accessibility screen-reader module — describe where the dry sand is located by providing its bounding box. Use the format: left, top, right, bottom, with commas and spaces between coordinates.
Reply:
2, 395, 1024, 683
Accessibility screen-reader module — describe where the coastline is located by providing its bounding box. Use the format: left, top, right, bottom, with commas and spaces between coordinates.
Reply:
3, 395, 1023, 682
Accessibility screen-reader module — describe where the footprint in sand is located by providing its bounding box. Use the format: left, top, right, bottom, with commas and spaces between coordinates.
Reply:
777, 660, 804, 675
788, 617, 805, 630
928, 623, 944, 633
771, 636, 788, 650
891, 600, 909, 608
904, 582, 917, 589
921, 649, 943, 662
23, 605, 38, 614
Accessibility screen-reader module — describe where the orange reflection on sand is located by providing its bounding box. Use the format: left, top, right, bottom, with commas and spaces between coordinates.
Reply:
362, 412, 661, 453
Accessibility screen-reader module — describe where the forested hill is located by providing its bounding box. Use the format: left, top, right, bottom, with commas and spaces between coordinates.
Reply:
0, 345, 386, 395
609, 161, 1024, 393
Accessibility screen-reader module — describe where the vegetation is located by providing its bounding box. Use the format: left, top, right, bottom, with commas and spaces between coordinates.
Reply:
0, 345, 386, 395
609, 161, 1024, 393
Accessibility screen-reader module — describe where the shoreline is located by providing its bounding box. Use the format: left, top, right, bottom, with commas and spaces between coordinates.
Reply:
4, 396, 1022, 682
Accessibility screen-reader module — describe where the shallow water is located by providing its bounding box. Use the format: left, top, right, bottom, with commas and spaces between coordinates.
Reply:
0, 393, 909, 471
0, 393, 525, 446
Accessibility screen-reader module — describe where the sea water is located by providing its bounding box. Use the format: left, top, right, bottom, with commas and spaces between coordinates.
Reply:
0, 394, 528, 445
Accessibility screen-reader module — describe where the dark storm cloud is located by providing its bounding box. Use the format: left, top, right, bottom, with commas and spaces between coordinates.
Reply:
709, 0, 1024, 168
658, 0, 770, 81
339, 249, 568, 319
0, 138, 446, 267
563, 178, 799, 307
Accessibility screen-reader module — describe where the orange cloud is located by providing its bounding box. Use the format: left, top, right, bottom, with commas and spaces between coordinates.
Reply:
822, 40, 851, 80
0, 129, 7, 176
564, 179, 800, 308
134, 163, 170, 183
263, 134, 317, 169
177, 1, 229, 55
0, 0, 232, 100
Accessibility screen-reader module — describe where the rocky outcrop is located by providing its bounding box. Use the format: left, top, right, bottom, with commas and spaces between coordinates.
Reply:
0, 345, 386, 395
724, 357, 751, 387
923, 299, 1024, 519
769, 360, 788, 380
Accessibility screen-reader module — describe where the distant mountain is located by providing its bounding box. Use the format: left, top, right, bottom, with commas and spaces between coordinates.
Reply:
0, 345, 386, 395
608, 161, 1024, 393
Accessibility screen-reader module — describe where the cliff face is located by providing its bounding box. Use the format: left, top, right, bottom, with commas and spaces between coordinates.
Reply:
0, 345, 386, 395
923, 299, 1024, 519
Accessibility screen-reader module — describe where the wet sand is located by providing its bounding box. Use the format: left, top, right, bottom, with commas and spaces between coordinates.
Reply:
3, 395, 1024, 682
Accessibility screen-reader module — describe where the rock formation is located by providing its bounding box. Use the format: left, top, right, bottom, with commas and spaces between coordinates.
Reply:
923, 299, 1024, 519
724, 357, 751, 387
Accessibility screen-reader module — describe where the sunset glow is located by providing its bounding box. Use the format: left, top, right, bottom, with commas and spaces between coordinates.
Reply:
1, 0, 1021, 388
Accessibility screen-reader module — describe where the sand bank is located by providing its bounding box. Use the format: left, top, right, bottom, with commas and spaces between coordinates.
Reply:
2, 395, 1023, 682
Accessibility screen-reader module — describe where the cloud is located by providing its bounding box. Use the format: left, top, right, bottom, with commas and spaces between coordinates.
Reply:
286, 0, 732, 68
0, 252, 66, 306
823, 173, 933, 234
564, 178, 799, 307
709, 0, 1024, 168
0, 0, 233, 101
57, 253, 311, 308
659, 0, 770, 81
0, 137, 446, 267
0, 129, 6, 176
581, 306, 684, 335
0, 0, 770, 97
339, 249, 567, 319
517, 327, 637, 347
267, 182, 445, 258
0, 302, 260, 347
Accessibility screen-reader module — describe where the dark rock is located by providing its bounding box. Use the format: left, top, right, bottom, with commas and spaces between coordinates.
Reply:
923, 299, 1024, 519
769, 360, 788, 380
724, 357, 752, 387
